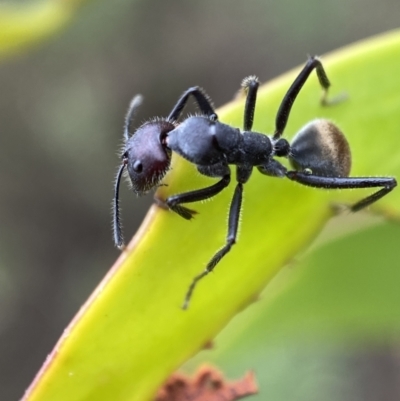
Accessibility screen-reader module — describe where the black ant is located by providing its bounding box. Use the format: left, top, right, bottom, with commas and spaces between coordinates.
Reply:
113, 56, 396, 309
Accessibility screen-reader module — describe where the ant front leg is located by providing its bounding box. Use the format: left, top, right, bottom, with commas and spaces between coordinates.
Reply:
167, 87, 218, 122
156, 162, 231, 220
182, 165, 252, 309
286, 171, 397, 211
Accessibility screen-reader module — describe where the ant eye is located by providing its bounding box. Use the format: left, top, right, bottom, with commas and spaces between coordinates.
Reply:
133, 160, 143, 173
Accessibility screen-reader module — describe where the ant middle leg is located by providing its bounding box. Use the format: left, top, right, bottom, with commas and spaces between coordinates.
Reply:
286, 171, 397, 211
241, 75, 260, 131
182, 165, 252, 309
182, 182, 243, 309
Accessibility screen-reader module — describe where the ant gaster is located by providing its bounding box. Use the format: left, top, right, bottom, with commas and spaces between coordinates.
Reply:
113, 56, 397, 309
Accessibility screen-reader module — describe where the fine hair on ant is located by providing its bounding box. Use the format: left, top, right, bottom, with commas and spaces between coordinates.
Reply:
113, 56, 397, 309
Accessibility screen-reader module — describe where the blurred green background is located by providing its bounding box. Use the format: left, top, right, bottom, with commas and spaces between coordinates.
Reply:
186, 218, 400, 401
1, 0, 400, 400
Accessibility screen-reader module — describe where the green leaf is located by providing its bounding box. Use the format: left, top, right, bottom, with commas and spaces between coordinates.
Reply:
0, 0, 89, 58
23, 30, 400, 401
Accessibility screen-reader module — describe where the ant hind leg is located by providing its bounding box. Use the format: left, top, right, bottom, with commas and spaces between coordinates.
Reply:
286, 171, 397, 211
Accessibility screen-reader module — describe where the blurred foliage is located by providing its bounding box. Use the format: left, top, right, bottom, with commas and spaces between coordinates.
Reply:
0, 0, 91, 57
1, 1, 400, 400
187, 220, 400, 401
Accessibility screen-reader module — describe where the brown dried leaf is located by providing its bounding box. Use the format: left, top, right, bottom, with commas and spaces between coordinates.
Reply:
155, 365, 258, 401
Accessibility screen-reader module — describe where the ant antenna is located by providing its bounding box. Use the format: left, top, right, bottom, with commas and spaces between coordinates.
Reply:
124, 95, 143, 141
115, 94, 143, 247
113, 159, 128, 249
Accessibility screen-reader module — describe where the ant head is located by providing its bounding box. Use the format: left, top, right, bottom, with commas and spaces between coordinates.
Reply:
118, 95, 175, 195
113, 96, 175, 248
123, 119, 174, 194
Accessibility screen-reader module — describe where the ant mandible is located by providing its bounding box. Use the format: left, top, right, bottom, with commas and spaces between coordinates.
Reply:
113, 56, 397, 309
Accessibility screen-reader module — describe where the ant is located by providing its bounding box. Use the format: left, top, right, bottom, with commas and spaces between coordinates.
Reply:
113, 56, 396, 309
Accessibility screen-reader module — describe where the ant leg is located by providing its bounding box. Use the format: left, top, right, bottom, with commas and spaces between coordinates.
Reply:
182, 166, 252, 309
161, 175, 231, 219
182, 182, 243, 309
157, 163, 231, 220
274, 56, 332, 140
241, 76, 260, 131
167, 87, 217, 122
286, 171, 397, 211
